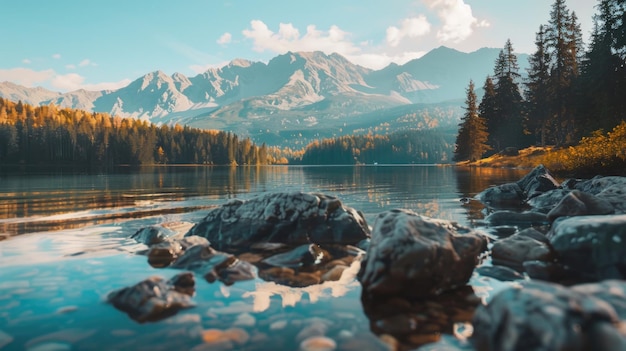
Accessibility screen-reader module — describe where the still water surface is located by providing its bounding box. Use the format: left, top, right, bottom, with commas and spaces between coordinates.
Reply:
0, 165, 528, 350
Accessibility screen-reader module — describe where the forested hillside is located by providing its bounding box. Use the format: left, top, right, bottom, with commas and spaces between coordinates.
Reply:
298, 130, 454, 165
0, 98, 284, 167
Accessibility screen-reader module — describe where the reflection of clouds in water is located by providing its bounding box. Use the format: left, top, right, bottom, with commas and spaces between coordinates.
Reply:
243, 257, 362, 312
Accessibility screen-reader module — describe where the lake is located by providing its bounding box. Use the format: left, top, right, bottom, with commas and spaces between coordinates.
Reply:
0, 165, 529, 351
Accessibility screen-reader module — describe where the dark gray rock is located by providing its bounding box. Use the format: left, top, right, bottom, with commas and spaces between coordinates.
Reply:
597, 184, 626, 214
547, 190, 615, 222
130, 225, 175, 245
472, 280, 622, 351
574, 175, 626, 195
516, 164, 560, 199
186, 192, 370, 251
358, 209, 487, 298
107, 272, 195, 323
491, 228, 553, 272
475, 183, 525, 209
573, 280, 626, 319
484, 210, 548, 228
549, 214, 626, 281
523, 260, 580, 284
526, 188, 570, 213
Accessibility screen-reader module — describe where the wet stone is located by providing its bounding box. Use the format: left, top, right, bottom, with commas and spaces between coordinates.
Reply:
131, 225, 176, 245
358, 209, 487, 299
547, 189, 614, 222
106, 272, 196, 323
472, 280, 623, 351
491, 227, 553, 272
185, 192, 370, 252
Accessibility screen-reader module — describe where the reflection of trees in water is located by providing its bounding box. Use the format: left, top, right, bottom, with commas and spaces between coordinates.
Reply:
455, 167, 529, 224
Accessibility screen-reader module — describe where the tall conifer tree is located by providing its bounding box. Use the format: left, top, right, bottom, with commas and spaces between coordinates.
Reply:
454, 80, 490, 162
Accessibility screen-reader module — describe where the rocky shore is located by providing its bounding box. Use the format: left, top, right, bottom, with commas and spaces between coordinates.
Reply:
108, 165, 626, 351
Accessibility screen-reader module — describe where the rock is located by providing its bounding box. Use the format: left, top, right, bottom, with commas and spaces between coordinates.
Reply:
107, 272, 195, 323
572, 280, 626, 319
147, 236, 210, 268
484, 210, 548, 228
130, 225, 175, 245
597, 184, 626, 214
574, 175, 626, 195
515, 164, 560, 199
523, 260, 580, 284
358, 209, 487, 298
475, 183, 525, 209
169, 244, 256, 285
186, 192, 370, 252
258, 267, 321, 287
475, 265, 524, 281
471, 280, 621, 351
547, 190, 614, 222
491, 228, 553, 272
549, 214, 626, 281
526, 188, 570, 213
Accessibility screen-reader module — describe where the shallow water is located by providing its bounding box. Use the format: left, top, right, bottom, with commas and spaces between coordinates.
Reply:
0, 165, 528, 350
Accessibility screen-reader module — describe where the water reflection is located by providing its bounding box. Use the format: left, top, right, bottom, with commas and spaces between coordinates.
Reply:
0, 165, 534, 350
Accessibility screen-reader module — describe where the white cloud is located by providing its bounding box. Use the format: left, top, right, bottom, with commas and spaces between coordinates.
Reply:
0, 68, 56, 87
52, 53, 61, 59
217, 32, 232, 45
386, 15, 431, 47
242, 20, 360, 55
424, 0, 489, 43
78, 59, 92, 67
22, 58, 31, 64
0, 67, 129, 92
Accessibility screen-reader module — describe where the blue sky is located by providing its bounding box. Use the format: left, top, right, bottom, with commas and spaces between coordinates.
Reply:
0, 0, 596, 92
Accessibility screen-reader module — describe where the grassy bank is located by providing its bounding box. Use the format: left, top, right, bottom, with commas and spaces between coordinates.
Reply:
460, 121, 626, 177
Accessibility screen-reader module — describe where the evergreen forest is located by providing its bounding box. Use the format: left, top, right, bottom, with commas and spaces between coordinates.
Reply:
0, 98, 285, 167
455, 0, 626, 163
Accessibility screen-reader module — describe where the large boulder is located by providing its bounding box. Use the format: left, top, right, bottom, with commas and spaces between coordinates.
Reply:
358, 209, 487, 299
526, 188, 570, 213
549, 214, 626, 281
472, 280, 626, 351
597, 184, 626, 214
107, 272, 196, 323
491, 228, 553, 272
186, 192, 370, 251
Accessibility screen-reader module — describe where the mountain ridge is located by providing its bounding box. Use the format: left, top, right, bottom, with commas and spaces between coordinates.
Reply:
0, 46, 529, 146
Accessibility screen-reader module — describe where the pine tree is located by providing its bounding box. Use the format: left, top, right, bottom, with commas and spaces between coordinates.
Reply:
491, 39, 526, 150
454, 80, 490, 162
479, 76, 498, 154
525, 25, 552, 146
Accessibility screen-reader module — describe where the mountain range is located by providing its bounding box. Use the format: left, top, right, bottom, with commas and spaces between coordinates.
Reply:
0, 46, 529, 146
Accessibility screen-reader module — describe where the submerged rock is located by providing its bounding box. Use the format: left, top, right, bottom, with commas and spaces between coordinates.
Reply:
147, 236, 210, 268
186, 192, 370, 252
484, 210, 548, 228
169, 242, 256, 285
472, 280, 625, 351
358, 209, 487, 299
107, 272, 196, 323
548, 214, 626, 282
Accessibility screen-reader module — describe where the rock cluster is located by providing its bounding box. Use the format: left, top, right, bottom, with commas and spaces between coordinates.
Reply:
420, 165, 626, 350
109, 168, 626, 350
